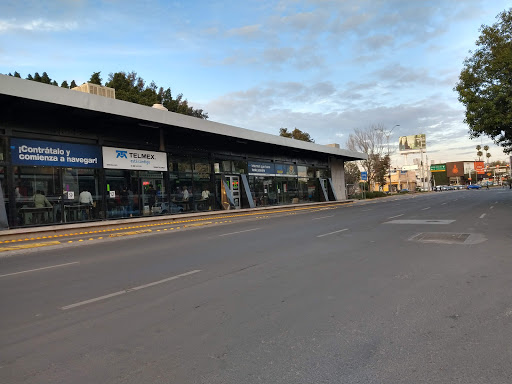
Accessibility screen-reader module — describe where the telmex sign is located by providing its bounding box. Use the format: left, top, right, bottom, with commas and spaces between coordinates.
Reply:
102, 146, 167, 171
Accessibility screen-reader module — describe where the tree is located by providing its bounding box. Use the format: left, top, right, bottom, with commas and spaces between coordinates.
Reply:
477, 150, 483, 159
33, 72, 41, 82
26, 74, 33, 80
13, 71, 20, 78
89, 71, 102, 85
40, 72, 51, 84
279, 128, 315, 142
70, 80, 77, 88
486, 152, 492, 162
346, 124, 387, 190
105, 71, 208, 119
344, 161, 360, 185
455, 9, 512, 154
51, 80, 58, 86
61, 80, 69, 88
374, 154, 391, 189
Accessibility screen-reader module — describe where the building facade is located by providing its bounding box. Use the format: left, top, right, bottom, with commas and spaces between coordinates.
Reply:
0, 75, 365, 228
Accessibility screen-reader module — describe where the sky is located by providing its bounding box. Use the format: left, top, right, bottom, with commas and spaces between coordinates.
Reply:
1, 0, 510, 166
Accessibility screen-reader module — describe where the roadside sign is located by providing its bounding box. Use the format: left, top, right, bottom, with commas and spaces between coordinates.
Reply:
430, 164, 446, 172
361, 171, 368, 181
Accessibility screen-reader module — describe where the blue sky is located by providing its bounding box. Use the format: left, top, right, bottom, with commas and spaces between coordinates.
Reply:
1, 0, 510, 165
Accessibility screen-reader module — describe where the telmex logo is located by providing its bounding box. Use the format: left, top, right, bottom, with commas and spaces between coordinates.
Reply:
116, 150, 128, 159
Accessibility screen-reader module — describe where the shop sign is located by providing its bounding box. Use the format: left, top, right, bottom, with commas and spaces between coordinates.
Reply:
102, 146, 167, 171
275, 164, 297, 176
474, 161, 485, 174
248, 161, 275, 176
430, 164, 446, 172
11, 138, 102, 168
446, 161, 464, 177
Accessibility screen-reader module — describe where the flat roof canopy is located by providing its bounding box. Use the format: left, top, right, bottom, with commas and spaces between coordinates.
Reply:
0, 75, 366, 161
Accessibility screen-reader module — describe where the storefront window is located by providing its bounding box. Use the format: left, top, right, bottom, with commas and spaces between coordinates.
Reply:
62, 168, 102, 222
192, 158, 213, 211
105, 169, 140, 218
0, 137, 6, 163
169, 156, 193, 213
14, 166, 61, 226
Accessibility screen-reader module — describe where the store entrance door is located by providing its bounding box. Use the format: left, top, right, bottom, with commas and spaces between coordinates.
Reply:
141, 176, 164, 215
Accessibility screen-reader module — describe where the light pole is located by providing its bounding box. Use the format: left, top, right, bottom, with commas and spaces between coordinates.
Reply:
386, 125, 399, 194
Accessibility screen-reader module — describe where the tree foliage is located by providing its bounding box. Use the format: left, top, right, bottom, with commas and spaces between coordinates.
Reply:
344, 161, 360, 185
279, 128, 315, 142
89, 71, 102, 85
105, 71, 208, 119
455, 9, 512, 153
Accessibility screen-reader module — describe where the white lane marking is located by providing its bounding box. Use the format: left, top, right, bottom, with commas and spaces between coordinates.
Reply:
218, 228, 261, 237
421, 207, 431, 210
490, 206, 494, 209
61, 269, 201, 310
479, 213, 486, 219
388, 214, 404, 219
317, 228, 348, 238
384, 219, 455, 225
0, 262, 79, 279
441, 202, 447, 205
362, 209, 373, 211
312, 215, 334, 220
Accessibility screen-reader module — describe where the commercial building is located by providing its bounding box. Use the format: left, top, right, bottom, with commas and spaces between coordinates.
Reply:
0, 75, 365, 228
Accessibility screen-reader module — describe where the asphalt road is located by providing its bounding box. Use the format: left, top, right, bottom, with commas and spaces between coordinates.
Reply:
1, 189, 511, 383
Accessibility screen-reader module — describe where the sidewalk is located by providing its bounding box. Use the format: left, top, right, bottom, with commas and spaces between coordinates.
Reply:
0, 200, 353, 243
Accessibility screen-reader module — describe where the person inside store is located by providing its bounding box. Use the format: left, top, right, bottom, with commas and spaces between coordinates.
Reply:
32, 190, 52, 224
182, 186, 190, 210
201, 186, 210, 210
79, 188, 94, 220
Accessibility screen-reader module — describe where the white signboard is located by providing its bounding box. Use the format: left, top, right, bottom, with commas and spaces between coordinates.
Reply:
102, 146, 167, 171
401, 165, 418, 171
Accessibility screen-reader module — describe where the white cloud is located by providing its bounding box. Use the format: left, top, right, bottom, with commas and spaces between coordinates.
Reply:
0, 19, 78, 33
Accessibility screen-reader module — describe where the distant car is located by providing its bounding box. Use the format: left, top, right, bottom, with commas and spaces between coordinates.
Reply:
467, 184, 481, 189
452, 185, 463, 190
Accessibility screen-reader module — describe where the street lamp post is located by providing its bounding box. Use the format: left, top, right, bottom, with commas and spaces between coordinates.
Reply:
386, 125, 399, 194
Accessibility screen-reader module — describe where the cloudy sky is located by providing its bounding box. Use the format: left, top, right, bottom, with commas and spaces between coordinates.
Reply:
1, 0, 510, 165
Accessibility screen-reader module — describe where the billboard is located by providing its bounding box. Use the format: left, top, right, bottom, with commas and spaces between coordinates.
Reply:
446, 161, 465, 177
102, 146, 167, 171
11, 138, 102, 168
398, 134, 426, 152
474, 161, 485, 175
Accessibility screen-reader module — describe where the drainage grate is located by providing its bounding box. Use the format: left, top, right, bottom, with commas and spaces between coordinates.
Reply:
410, 232, 471, 244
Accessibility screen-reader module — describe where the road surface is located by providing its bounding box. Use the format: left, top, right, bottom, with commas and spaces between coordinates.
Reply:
1, 189, 511, 383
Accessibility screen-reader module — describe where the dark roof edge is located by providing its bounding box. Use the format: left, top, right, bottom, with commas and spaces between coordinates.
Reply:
0, 75, 367, 161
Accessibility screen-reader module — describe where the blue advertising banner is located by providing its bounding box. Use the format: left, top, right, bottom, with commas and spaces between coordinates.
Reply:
11, 138, 102, 168
248, 161, 275, 176
275, 164, 297, 176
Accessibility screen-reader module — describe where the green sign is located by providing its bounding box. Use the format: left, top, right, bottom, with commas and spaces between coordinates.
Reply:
430, 164, 446, 172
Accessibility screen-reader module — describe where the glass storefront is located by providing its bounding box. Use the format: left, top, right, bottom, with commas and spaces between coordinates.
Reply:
4, 139, 335, 228
13, 166, 61, 226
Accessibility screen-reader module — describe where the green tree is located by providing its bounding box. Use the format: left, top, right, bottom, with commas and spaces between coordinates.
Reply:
61, 80, 69, 88
279, 128, 314, 142
51, 80, 58, 86
13, 71, 20, 78
105, 71, 208, 119
41, 72, 51, 84
455, 9, 512, 154
70, 80, 77, 88
89, 71, 102, 85
374, 154, 391, 189
26, 74, 33, 80
33, 72, 41, 82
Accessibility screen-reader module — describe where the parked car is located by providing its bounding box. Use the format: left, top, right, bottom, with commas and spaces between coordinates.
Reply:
467, 184, 481, 189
